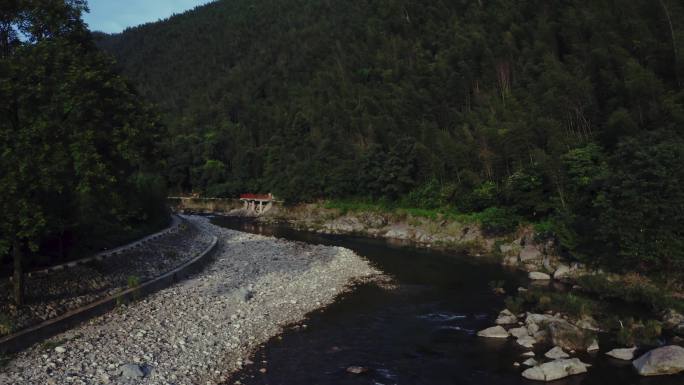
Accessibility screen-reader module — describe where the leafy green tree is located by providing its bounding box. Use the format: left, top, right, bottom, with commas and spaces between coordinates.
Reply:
594, 132, 684, 272
0, 0, 165, 304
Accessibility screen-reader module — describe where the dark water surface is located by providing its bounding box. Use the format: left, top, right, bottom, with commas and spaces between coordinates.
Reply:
211, 216, 682, 385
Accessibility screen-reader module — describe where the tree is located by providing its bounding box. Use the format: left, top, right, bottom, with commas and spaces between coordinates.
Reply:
0, 0, 165, 304
594, 132, 684, 272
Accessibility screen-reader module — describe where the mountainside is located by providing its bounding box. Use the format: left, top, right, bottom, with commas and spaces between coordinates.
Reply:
97, 0, 684, 273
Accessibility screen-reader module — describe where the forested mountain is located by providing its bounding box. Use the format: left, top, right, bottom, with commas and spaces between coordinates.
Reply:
1, 1, 167, 303
96, 0, 684, 273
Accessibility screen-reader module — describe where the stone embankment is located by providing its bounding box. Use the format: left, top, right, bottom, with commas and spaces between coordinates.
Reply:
0, 216, 381, 385
0, 218, 212, 336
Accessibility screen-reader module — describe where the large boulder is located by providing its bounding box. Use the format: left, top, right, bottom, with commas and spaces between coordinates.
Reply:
509, 327, 530, 339
477, 325, 509, 338
523, 358, 539, 367
545, 346, 570, 359
522, 358, 591, 381
496, 309, 519, 325
525, 313, 560, 335
548, 320, 594, 351
587, 339, 600, 352
529, 271, 551, 280
516, 336, 537, 348
519, 245, 542, 262
632, 345, 684, 376
553, 264, 571, 280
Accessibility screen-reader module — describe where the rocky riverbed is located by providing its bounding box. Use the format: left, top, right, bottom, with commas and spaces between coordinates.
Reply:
0, 216, 382, 385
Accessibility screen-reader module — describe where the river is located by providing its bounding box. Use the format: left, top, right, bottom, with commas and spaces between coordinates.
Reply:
211, 216, 682, 385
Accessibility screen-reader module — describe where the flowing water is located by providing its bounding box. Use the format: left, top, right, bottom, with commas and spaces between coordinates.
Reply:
211, 216, 683, 385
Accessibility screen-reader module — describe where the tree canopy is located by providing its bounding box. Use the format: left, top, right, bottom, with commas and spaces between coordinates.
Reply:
96, 0, 684, 274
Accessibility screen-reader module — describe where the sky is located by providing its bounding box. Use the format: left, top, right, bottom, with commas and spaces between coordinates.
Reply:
83, 0, 214, 34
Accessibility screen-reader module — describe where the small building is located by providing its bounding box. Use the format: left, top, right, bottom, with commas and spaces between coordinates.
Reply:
239, 193, 274, 214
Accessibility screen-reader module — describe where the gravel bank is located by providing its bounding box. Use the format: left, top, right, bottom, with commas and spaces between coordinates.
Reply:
0, 219, 213, 335
0, 215, 382, 385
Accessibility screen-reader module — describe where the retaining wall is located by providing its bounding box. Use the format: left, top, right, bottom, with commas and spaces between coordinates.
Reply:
0, 234, 218, 354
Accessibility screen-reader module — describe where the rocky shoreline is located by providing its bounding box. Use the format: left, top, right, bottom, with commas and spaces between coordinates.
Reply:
0, 216, 382, 385
246, 204, 569, 275
477, 308, 684, 381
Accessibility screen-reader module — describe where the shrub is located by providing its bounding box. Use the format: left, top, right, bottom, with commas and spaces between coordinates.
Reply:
478, 207, 521, 235
577, 274, 684, 313
0, 313, 14, 336
616, 321, 636, 346
523, 289, 597, 318
127, 275, 141, 289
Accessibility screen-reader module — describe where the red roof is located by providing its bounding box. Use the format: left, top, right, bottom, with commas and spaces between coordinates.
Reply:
240, 193, 272, 200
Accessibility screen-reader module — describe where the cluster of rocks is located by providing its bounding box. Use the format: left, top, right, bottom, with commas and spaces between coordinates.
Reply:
0, 219, 214, 336
0, 216, 381, 385
478, 308, 684, 381
663, 309, 684, 337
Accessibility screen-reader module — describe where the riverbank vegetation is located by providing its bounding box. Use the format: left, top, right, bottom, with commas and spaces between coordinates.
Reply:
0, 1, 168, 304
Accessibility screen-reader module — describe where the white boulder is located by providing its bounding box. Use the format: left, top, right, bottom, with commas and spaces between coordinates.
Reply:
529, 272, 551, 280
477, 325, 509, 338
545, 346, 570, 359
553, 264, 571, 280
519, 245, 542, 262
633, 345, 684, 376
522, 358, 591, 382
606, 347, 637, 361
523, 358, 539, 367
587, 339, 600, 352
496, 309, 519, 325
509, 327, 530, 339
516, 336, 537, 348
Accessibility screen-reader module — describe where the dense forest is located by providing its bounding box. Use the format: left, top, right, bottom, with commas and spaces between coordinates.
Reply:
96, 0, 684, 275
0, 0, 167, 303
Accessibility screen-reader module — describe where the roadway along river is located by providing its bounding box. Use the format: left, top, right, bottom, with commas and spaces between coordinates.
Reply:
212, 215, 684, 385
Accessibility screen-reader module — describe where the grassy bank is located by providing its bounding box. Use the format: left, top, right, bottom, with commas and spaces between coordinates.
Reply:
322, 199, 523, 236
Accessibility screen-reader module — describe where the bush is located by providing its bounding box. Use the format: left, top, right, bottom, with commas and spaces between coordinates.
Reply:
463, 181, 498, 212
521, 289, 597, 318
0, 313, 14, 336
615, 318, 663, 346
577, 274, 684, 313
478, 207, 521, 235
401, 179, 445, 209
127, 275, 141, 289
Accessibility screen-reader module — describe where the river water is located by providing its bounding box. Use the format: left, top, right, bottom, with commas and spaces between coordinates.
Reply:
211, 216, 683, 385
